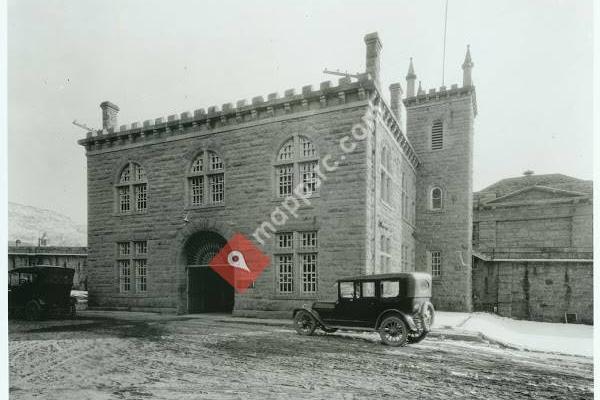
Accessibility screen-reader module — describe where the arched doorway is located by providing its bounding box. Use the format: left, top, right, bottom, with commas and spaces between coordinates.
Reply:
184, 231, 234, 313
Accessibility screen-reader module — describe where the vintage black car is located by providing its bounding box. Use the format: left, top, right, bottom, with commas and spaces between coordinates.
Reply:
8, 266, 77, 320
293, 273, 435, 346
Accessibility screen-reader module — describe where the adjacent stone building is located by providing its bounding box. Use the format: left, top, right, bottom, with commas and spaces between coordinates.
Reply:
78, 32, 478, 316
472, 173, 593, 323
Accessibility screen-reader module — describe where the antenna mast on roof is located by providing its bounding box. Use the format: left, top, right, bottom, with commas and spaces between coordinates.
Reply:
72, 119, 96, 133
323, 68, 360, 79
442, 0, 449, 86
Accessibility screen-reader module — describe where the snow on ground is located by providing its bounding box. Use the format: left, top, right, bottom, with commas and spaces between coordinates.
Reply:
434, 312, 593, 357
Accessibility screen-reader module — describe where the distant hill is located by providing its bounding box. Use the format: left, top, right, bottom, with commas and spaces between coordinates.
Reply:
8, 202, 87, 246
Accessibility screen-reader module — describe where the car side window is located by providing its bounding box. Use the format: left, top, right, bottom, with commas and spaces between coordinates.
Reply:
362, 282, 375, 297
339, 282, 354, 299
380, 280, 400, 298
9, 272, 19, 287
19, 273, 34, 285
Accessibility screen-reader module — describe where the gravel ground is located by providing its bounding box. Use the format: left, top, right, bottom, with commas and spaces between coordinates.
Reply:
8, 313, 593, 400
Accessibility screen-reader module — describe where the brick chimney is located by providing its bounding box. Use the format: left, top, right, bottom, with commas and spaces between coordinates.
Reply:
100, 101, 120, 130
389, 83, 403, 124
364, 32, 382, 87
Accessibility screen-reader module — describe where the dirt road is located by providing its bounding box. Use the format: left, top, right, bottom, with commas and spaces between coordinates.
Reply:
9, 313, 593, 399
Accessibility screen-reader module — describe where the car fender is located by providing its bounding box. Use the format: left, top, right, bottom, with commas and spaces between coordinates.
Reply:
375, 309, 418, 332
292, 305, 328, 328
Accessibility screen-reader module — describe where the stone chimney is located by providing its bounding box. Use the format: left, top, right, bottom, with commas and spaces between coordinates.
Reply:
364, 32, 382, 87
100, 101, 120, 130
389, 83, 403, 123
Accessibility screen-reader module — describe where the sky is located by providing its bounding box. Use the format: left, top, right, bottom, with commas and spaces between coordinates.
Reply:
6, 0, 594, 225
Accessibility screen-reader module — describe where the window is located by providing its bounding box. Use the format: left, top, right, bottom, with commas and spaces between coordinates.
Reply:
188, 150, 225, 206
431, 187, 443, 210
381, 281, 400, 298
362, 281, 375, 297
300, 231, 317, 248
431, 251, 441, 277
380, 146, 392, 204
431, 120, 443, 150
277, 255, 294, 293
277, 232, 293, 249
117, 162, 147, 213
301, 253, 317, 293
274, 135, 319, 198
473, 222, 480, 247
380, 232, 391, 272
401, 172, 407, 218
274, 231, 319, 295
117, 240, 148, 293
340, 282, 354, 298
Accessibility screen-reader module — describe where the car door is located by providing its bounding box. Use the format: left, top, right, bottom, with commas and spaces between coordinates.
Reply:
352, 281, 379, 327
330, 281, 357, 325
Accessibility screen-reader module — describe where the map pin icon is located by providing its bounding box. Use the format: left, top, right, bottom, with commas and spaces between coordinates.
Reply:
227, 250, 250, 272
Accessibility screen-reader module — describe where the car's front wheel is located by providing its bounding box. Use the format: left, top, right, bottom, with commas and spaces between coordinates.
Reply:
294, 310, 317, 336
379, 316, 408, 346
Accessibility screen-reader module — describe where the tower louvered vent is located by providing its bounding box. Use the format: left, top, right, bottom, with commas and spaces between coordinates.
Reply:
431, 120, 443, 150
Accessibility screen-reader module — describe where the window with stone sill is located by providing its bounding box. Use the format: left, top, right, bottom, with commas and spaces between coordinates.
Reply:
430, 250, 442, 278
187, 150, 225, 206
117, 240, 148, 293
274, 231, 318, 295
274, 135, 319, 198
117, 162, 147, 214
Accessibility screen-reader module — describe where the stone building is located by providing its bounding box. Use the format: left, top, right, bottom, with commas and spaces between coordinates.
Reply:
472, 173, 593, 323
78, 32, 477, 316
7, 242, 88, 290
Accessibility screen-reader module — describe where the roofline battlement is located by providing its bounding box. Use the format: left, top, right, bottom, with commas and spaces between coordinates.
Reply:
78, 74, 420, 168
403, 84, 477, 116
79, 73, 375, 148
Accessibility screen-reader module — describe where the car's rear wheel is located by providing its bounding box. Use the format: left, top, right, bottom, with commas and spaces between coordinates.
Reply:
24, 301, 41, 321
294, 310, 317, 336
379, 316, 408, 346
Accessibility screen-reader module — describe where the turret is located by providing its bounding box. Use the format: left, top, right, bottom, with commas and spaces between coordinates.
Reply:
462, 45, 474, 87
100, 101, 120, 131
406, 58, 417, 97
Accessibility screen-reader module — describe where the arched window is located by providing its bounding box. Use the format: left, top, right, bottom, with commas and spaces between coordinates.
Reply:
187, 150, 225, 206
431, 187, 443, 210
380, 146, 392, 203
431, 120, 443, 150
274, 135, 319, 197
117, 162, 147, 213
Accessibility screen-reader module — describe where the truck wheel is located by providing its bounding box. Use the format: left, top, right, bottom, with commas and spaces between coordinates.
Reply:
24, 301, 41, 321
294, 310, 317, 336
379, 316, 408, 346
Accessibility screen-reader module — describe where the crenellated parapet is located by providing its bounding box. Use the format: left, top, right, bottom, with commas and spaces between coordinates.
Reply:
403, 84, 477, 117
78, 73, 420, 168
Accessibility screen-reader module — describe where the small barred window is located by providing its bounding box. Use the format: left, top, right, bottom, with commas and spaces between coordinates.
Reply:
431, 251, 441, 277
431, 187, 443, 210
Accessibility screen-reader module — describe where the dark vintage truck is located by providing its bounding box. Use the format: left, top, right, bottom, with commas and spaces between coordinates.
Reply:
8, 266, 77, 320
293, 272, 435, 346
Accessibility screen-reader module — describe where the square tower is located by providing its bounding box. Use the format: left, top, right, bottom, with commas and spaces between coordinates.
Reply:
403, 48, 477, 311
